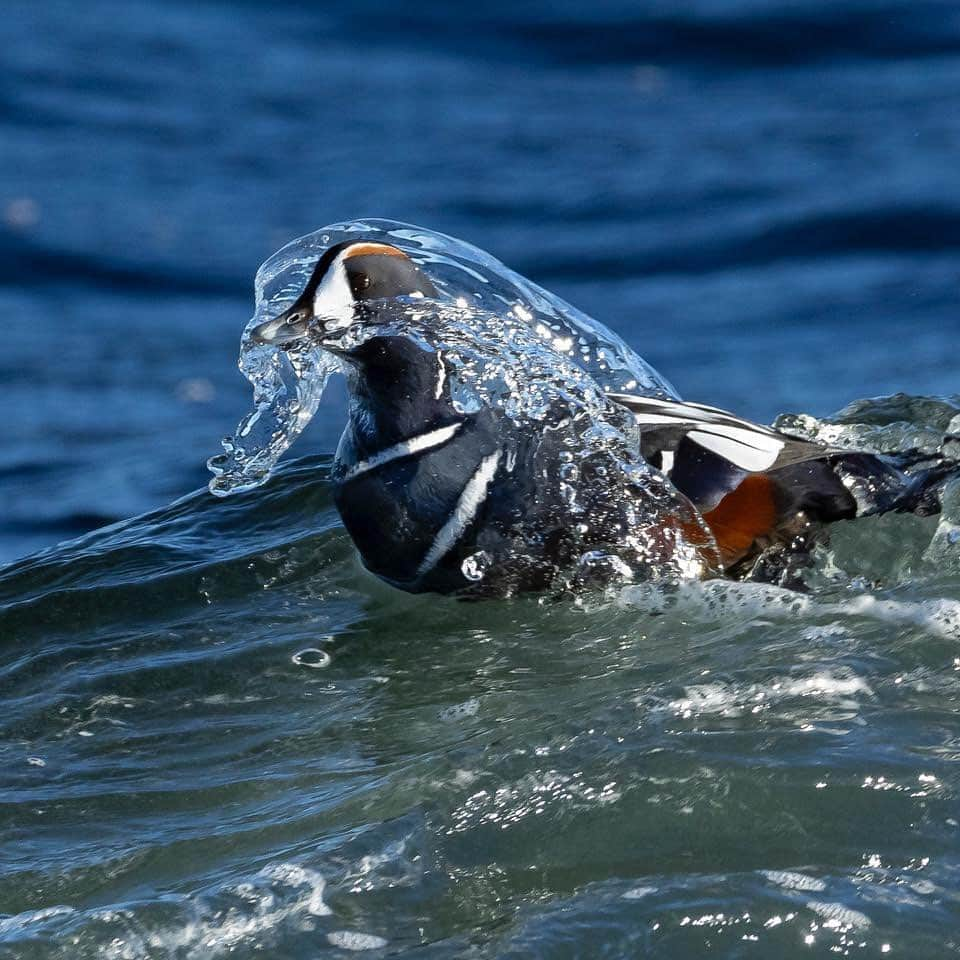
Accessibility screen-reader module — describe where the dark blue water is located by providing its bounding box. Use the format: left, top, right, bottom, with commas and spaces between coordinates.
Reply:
2, 2, 959, 957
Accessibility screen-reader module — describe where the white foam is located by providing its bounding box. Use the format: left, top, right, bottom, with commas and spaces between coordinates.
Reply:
761, 870, 826, 892
669, 683, 746, 717
327, 930, 389, 950
0, 905, 75, 936
620, 580, 960, 640
90, 861, 334, 959
805, 900, 871, 930
256, 862, 332, 916
439, 698, 480, 721
665, 670, 873, 720
622, 886, 657, 899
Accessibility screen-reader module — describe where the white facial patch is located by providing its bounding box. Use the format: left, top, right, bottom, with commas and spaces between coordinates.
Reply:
313, 252, 357, 331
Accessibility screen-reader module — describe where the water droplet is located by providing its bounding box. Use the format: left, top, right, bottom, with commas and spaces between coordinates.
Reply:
461, 551, 492, 582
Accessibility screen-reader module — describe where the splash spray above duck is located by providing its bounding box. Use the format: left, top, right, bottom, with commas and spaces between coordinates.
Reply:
209, 220, 957, 597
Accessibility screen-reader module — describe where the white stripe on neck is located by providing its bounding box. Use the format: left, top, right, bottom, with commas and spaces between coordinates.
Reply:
417, 450, 501, 577
341, 422, 462, 483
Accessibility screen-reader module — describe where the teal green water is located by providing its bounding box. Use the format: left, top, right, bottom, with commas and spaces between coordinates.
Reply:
2, 398, 959, 958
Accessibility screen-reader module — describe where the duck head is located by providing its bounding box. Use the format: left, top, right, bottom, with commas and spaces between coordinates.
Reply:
250, 241, 437, 349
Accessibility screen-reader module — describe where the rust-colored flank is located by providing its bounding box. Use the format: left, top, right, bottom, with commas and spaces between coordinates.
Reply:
702, 474, 778, 568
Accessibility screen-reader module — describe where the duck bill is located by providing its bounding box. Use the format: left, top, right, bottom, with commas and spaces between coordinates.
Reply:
248, 309, 311, 347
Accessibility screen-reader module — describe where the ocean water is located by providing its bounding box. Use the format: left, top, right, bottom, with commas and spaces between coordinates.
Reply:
2, 1, 960, 957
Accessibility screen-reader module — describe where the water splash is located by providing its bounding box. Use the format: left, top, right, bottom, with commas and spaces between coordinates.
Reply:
206, 223, 960, 592
775, 393, 960, 580
207, 340, 337, 496
208, 219, 676, 498
774, 393, 960, 458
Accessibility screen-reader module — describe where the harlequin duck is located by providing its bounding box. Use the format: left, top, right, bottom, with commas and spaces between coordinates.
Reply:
251, 240, 956, 596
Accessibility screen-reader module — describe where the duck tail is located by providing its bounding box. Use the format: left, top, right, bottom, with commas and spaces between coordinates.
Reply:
831, 440, 960, 519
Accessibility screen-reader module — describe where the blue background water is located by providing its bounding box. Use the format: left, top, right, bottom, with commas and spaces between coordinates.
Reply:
3, 0, 958, 564
2, 2, 960, 958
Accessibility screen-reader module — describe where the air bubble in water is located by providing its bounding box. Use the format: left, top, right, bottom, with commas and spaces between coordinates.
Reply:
575, 551, 634, 586
461, 551, 492, 582
292, 648, 331, 669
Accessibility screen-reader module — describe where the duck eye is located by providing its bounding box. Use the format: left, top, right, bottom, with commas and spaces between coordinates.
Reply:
286, 311, 302, 324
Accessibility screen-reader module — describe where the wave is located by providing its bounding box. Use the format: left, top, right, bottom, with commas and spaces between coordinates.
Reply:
0, 232, 244, 298
7, 200, 956, 305
335, 0, 960, 67
521, 205, 960, 281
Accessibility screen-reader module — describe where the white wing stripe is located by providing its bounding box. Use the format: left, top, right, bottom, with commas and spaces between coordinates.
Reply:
342, 423, 462, 482
688, 430, 782, 472
630, 412, 691, 426
613, 393, 784, 438
629, 409, 785, 452
417, 450, 501, 577
692, 423, 785, 454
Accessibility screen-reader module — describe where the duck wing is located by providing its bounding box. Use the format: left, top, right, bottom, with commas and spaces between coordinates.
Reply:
607, 393, 857, 568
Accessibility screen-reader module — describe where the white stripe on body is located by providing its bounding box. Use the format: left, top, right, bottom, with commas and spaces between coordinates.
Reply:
417, 450, 501, 577
341, 422, 462, 483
